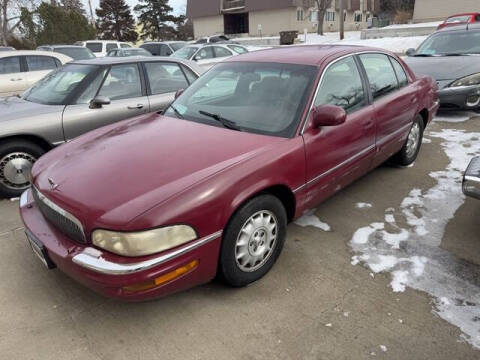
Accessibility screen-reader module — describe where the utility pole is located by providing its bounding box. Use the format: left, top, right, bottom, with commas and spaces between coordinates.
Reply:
88, 0, 96, 30
339, 0, 344, 40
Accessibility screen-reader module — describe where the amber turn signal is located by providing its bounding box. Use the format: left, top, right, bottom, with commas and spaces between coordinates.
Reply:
123, 260, 199, 293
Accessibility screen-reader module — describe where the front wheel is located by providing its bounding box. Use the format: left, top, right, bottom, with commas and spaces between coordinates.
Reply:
392, 115, 424, 166
219, 194, 287, 287
0, 140, 45, 198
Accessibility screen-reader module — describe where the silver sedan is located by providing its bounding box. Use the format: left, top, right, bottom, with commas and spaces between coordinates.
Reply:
0, 56, 203, 197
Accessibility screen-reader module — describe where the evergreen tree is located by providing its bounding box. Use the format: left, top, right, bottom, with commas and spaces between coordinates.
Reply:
134, 0, 179, 41
20, 2, 95, 47
96, 0, 137, 42
175, 16, 193, 41
61, 0, 85, 15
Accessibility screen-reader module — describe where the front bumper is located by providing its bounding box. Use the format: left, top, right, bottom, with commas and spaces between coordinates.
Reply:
463, 157, 480, 200
438, 85, 480, 110
19, 189, 222, 301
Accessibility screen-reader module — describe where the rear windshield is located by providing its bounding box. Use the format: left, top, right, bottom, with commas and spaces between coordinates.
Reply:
86, 42, 102, 53
56, 47, 95, 60
446, 15, 471, 23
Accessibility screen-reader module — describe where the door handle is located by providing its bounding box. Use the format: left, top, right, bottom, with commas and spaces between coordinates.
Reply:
9, 78, 22, 81
127, 104, 144, 110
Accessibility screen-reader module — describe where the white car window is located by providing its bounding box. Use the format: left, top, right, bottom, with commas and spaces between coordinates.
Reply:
26, 56, 58, 71
0, 56, 21, 74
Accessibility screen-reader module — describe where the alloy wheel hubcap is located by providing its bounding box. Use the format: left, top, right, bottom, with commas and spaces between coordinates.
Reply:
235, 210, 278, 272
0, 152, 36, 190
406, 123, 421, 158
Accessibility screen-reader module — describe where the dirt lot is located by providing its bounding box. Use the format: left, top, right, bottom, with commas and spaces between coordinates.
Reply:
0, 113, 479, 360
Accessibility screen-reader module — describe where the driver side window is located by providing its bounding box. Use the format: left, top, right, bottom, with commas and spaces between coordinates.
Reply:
97, 64, 142, 101
314, 56, 366, 113
195, 47, 214, 60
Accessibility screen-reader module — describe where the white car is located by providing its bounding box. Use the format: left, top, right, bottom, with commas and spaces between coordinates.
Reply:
0, 50, 72, 97
171, 44, 248, 68
75, 40, 132, 57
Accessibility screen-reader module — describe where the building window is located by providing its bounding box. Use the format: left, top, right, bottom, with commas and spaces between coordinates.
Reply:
325, 11, 335, 22
297, 9, 304, 21
311, 10, 318, 23
354, 12, 362, 22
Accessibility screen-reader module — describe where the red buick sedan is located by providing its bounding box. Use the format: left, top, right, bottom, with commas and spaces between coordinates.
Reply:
437, 13, 480, 30
20, 45, 439, 300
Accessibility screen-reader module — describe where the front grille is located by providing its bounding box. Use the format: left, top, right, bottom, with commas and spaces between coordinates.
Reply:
32, 187, 86, 244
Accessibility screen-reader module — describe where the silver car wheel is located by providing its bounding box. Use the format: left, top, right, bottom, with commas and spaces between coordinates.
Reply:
0, 152, 36, 190
406, 122, 421, 158
235, 210, 278, 273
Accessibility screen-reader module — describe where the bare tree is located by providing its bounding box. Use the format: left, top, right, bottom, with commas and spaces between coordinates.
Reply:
0, 0, 37, 45
315, 0, 333, 35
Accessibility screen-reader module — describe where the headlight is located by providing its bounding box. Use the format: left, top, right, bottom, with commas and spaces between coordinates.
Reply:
92, 225, 197, 257
450, 73, 480, 87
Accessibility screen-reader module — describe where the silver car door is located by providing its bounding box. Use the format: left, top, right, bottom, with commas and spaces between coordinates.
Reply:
62, 63, 148, 140
143, 61, 190, 112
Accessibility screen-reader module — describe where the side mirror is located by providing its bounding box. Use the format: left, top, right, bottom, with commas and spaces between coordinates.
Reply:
405, 48, 416, 56
174, 89, 185, 99
311, 105, 347, 128
90, 96, 111, 109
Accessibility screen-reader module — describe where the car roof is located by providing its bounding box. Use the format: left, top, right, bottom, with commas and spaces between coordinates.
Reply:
40, 45, 87, 49
142, 41, 185, 44
83, 40, 128, 44
224, 45, 390, 66
71, 56, 205, 74
0, 50, 72, 61
437, 23, 480, 32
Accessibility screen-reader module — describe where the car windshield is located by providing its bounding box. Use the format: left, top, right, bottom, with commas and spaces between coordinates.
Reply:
170, 42, 186, 51
22, 64, 98, 105
165, 62, 317, 137
55, 47, 95, 60
171, 46, 199, 60
416, 30, 480, 55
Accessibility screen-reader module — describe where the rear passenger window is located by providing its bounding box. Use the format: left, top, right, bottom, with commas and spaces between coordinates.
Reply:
141, 44, 157, 55
145, 62, 189, 94
195, 47, 214, 60
0, 56, 21, 74
359, 54, 398, 100
26, 56, 57, 71
390, 57, 408, 88
86, 42, 102, 53
314, 56, 366, 113
106, 43, 118, 52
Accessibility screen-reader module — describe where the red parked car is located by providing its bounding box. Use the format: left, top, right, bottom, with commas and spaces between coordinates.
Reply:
19, 46, 439, 301
437, 13, 480, 30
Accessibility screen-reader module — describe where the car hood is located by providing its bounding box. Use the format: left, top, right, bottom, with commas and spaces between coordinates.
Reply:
405, 56, 480, 85
0, 96, 63, 122
32, 114, 286, 230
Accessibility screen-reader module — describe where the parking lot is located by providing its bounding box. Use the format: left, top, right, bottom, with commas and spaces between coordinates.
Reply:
1, 112, 479, 359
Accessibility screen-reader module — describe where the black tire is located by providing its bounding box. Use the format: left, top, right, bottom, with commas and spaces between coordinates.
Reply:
0, 140, 45, 198
219, 194, 287, 287
392, 115, 424, 166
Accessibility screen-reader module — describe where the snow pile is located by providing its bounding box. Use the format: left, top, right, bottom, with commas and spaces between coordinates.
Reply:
298, 31, 427, 54
350, 128, 480, 349
434, 111, 476, 123
383, 21, 442, 29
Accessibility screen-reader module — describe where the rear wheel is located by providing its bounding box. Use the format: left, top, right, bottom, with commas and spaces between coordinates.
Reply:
0, 140, 45, 198
392, 115, 424, 166
219, 194, 287, 287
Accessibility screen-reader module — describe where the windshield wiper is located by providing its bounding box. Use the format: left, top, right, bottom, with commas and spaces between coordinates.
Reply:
412, 54, 435, 57
199, 110, 242, 131
169, 104, 184, 119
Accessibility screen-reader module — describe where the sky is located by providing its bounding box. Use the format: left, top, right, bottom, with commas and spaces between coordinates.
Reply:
83, 0, 187, 17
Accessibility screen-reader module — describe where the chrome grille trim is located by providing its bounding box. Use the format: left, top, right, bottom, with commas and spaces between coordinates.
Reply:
32, 186, 86, 243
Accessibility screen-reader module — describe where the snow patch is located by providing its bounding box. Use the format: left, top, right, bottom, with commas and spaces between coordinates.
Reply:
350, 129, 480, 349
356, 202, 373, 209
295, 211, 331, 232
434, 111, 475, 123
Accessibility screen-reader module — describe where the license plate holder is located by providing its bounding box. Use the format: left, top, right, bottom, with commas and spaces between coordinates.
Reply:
25, 230, 56, 269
